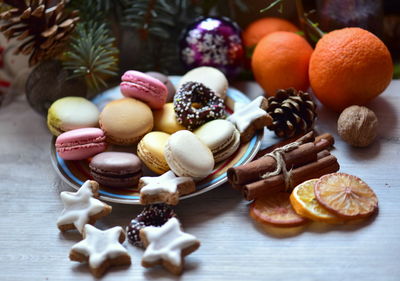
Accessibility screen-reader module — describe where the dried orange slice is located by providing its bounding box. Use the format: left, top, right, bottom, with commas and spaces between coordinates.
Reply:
314, 173, 378, 219
290, 179, 343, 224
250, 192, 308, 227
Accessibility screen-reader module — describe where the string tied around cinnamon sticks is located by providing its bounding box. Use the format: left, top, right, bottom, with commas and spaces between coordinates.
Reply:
226, 132, 339, 201
261, 139, 305, 191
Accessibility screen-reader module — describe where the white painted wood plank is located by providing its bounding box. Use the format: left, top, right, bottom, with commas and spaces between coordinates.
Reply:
0, 81, 399, 281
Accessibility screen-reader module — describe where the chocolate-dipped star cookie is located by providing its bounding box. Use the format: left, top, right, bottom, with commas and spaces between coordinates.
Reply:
227, 96, 272, 143
139, 171, 195, 205
57, 180, 112, 233
69, 225, 131, 277
140, 217, 200, 275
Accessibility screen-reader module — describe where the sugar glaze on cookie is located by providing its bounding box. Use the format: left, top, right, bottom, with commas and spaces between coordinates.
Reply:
57, 180, 111, 233
70, 225, 131, 277
228, 96, 268, 133
140, 217, 200, 275
140, 171, 194, 195
139, 171, 195, 205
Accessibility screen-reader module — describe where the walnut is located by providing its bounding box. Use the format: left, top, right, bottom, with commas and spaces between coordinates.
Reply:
337, 105, 378, 147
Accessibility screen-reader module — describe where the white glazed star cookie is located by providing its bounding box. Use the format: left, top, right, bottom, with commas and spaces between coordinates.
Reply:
227, 96, 272, 143
69, 225, 131, 277
139, 171, 195, 205
140, 217, 200, 275
57, 180, 112, 233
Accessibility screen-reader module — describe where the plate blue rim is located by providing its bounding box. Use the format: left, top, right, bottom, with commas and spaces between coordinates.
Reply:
51, 77, 262, 204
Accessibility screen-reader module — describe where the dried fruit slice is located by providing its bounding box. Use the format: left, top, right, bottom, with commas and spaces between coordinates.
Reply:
314, 173, 378, 219
290, 179, 343, 224
250, 192, 308, 227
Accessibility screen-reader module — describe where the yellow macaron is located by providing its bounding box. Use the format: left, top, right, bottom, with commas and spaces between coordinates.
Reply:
153, 103, 185, 134
137, 131, 170, 174
99, 98, 153, 146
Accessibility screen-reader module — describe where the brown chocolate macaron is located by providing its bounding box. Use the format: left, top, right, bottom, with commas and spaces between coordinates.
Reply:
89, 152, 142, 189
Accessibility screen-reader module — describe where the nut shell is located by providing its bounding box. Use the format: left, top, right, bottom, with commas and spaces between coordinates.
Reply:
337, 105, 378, 147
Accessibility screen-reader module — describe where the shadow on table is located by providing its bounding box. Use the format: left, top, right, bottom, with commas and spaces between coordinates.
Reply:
58, 231, 82, 242
315, 95, 398, 161
251, 209, 378, 238
176, 184, 243, 228
339, 95, 398, 161
345, 136, 381, 160
88, 183, 243, 231
251, 220, 308, 238
142, 259, 200, 280
307, 209, 378, 234
369, 95, 398, 138
70, 262, 132, 279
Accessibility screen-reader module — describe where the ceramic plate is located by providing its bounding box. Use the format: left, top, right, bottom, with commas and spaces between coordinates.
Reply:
50, 76, 263, 204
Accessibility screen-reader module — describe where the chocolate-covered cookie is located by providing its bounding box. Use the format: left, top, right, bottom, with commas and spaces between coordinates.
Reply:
174, 82, 225, 130
126, 204, 177, 247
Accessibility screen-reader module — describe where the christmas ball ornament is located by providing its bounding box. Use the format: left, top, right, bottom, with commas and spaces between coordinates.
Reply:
180, 17, 245, 77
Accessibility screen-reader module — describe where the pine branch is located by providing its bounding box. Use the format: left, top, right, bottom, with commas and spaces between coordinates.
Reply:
63, 22, 119, 90
260, 0, 284, 13
68, 0, 128, 22
202, 0, 250, 18
120, 0, 202, 73
260, 0, 324, 41
120, 0, 248, 74
123, 0, 176, 40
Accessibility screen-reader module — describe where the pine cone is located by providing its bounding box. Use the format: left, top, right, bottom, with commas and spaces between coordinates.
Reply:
0, 0, 79, 66
266, 88, 317, 138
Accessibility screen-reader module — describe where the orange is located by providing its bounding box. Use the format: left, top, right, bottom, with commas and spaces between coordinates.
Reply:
251, 31, 313, 96
243, 17, 299, 48
314, 173, 378, 219
309, 27, 393, 112
250, 192, 308, 227
290, 179, 343, 224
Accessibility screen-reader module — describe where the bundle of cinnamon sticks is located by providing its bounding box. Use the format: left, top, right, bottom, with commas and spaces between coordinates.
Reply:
227, 132, 339, 201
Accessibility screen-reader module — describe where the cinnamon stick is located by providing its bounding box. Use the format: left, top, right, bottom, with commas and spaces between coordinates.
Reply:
256, 132, 334, 159
315, 133, 334, 147
227, 134, 334, 186
231, 150, 331, 191
242, 154, 339, 201
227, 142, 317, 186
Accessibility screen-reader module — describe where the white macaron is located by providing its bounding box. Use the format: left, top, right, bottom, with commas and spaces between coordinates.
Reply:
164, 130, 214, 181
178, 66, 228, 99
194, 119, 240, 162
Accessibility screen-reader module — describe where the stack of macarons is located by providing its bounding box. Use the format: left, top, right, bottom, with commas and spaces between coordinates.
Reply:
48, 66, 267, 193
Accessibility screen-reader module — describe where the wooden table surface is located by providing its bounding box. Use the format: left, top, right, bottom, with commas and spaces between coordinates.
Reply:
0, 81, 399, 281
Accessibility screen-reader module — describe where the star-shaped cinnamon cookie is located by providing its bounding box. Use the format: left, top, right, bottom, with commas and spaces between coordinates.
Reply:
57, 180, 112, 233
139, 171, 195, 205
69, 225, 131, 277
140, 217, 200, 275
227, 96, 272, 143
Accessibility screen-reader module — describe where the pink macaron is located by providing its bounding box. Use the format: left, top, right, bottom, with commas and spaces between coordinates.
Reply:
120, 70, 168, 109
55, 128, 107, 160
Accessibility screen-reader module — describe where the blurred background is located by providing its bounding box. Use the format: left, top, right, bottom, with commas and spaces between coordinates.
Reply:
0, 0, 399, 111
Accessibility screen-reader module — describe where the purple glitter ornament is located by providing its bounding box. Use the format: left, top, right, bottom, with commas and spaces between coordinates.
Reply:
180, 17, 245, 78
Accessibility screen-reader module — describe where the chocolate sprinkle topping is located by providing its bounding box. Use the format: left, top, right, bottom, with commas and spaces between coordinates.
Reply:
126, 204, 177, 247
174, 82, 226, 130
